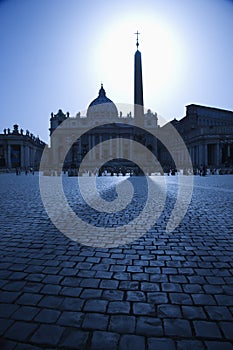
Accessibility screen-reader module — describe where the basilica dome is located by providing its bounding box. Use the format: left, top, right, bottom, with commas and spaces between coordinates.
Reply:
87, 84, 118, 119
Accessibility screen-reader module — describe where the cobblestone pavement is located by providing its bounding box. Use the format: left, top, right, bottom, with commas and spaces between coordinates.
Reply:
0, 173, 233, 350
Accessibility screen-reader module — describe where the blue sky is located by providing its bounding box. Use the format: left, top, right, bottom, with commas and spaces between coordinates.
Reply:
1, 0, 233, 142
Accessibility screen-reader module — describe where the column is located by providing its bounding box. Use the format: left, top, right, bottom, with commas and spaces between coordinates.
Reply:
198, 144, 203, 165
130, 135, 132, 160
88, 135, 92, 160
216, 143, 220, 167
20, 145, 25, 169
92, 135, 96, 160
116, 136, 120, 158
191, 146, 194, 165
109, 136, 112, 158
7, 144, 11, 168
120, 137, 123, 158
204, 144, 208, 165
3, 143, 7, 167
99, 135, 103, 159
194, 145, 198, 165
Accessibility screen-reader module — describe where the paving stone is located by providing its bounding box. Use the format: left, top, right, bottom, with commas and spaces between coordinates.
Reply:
169, 293, 193, 305
84, 299, 108, 313
59, 267, 77, 276
60, 297, 84, 311
215, 295, 233, 306
183, 283, 203, 293
107, 301, 131, 314
11, 306, 40, 321
119, 281, 139, 290
205, 306, 233, 320
59, 261, 76, 268
150, 274, 168, 282
113, 272, 131, 280
126, 291, 146, 302
177, 340, 205, 350
136, 316, 163, 336
127, 266, 143, 273
61, 276, 82, 287
192, 294, 217, 306
157, 304, 182, 318
90, 331, 120, 350
111, 265, 126, 272
95, 271, 113, 279
132, 302, 155, 315
0, 318, 14, 336
80, 278, 100, 288
1, 281, 26, 291
16, 293, 42, 306
43, 275, 63, 284
25, 273, 45, 282
40, 284, 62, 295
99, 279, 119, 289
30, 324, 65, 346
8, 272, 28, 281
141, 282, 160, 292
38, 295, 64, 309
148, 337, 176, 350
57, 311, 84, 327
170, 275, 188, 283
193, 321, 222, 338
59, 329, 89, 349
5, 321, 38, 342
119, 334, 146, 350
0, 303, 19, 318
164, 318, 192, 337
182, 305, 206, 319
203, 285, 223, 294
147, 292, 168, 304
205, 341, 233, 350
0, 291, 21, 303
161, 282, 182, 292
34, 308, 61, 323
80, 288, 102, 299
102, 290, 124, 301
82, 313, 109, 331
23, 282, 43, 293
132, 273, 149, 281
109, 315, 136, 333
59, 286, 82, 297
219, 322, 233, 340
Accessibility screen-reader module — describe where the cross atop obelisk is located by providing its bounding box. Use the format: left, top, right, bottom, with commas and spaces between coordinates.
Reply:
134, 31, 144, 121
134, 30, 140, 49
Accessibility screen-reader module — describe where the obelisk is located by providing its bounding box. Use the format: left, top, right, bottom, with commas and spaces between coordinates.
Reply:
134, 31, 144, 124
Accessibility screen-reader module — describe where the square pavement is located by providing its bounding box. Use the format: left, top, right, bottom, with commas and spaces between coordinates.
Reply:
0, 173, 233, 349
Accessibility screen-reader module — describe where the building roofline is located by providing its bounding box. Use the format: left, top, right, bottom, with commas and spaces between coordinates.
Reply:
186, 103, 233, 114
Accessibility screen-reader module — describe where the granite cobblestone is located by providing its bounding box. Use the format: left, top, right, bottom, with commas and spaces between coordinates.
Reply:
0, 174, 233, 349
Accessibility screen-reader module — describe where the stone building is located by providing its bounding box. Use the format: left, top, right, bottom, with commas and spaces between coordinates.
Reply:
0, 124, 46, 170
48, 35, 158, 175
48, 34, 233, 175
158, 104, 233, 172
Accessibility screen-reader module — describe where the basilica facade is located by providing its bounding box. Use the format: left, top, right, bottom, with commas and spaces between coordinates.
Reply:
49, 85, 158, 175
48, 39, 159, 175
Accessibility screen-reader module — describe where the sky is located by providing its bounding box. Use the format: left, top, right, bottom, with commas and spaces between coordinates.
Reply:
0, 0, 233, 143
